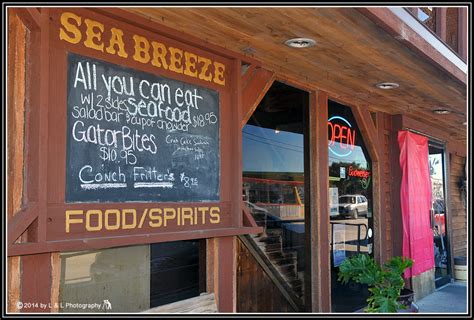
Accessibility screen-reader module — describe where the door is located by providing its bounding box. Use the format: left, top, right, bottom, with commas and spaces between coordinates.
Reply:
429, 144, 451, 288
328, 100, 374, 312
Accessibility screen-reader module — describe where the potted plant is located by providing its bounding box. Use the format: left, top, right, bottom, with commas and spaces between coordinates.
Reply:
337, 254, 416, 313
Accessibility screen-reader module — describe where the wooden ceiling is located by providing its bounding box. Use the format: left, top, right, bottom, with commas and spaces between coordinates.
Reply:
124, 7, 467, 142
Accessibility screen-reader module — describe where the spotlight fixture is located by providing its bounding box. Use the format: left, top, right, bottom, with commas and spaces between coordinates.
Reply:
284, 38, 316, 48
432, 109, 451, 115
375, 82, 400, 90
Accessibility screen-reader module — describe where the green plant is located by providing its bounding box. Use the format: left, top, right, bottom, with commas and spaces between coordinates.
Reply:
337, 254, 413, 313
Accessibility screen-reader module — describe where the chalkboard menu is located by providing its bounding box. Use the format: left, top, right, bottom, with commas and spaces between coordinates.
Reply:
66, 53, 220, 203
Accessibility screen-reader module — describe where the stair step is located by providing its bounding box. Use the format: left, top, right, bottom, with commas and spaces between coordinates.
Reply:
261, 236, 282, 244
264, 242, 282, 251
269, 251, 297, 263
277, 263, 297, 275
267, 229, 283, 236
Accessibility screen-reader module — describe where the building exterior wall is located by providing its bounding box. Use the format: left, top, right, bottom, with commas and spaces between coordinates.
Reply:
449, 153, 467, 258
6, 7, 467, 314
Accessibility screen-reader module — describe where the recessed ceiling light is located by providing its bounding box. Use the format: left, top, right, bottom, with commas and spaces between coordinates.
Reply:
375, 82, 400, 90
433, 109, 451, 115
284, 38, 316, 48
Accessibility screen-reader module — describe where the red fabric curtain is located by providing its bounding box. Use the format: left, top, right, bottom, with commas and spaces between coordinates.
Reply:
398, 130, 434, 278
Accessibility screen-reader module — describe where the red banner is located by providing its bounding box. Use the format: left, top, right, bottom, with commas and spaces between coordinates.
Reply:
398, 131, 434, 278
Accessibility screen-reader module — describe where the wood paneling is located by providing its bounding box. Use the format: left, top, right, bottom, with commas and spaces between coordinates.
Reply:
125, 7, 466, 143
236, 238, 296, 312
306, 91, 331, 312
381, 113, 393, 260
449, 154, 467, 257
21, 253, 53, 312
7, 10, 26, 313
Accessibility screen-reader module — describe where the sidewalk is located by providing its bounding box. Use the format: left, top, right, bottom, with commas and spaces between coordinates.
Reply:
416, 281, 468, 313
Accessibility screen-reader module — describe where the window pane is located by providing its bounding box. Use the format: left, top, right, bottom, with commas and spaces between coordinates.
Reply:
59, 240, 203, 313
242, 81, 307, 306
329, 100, 374, 312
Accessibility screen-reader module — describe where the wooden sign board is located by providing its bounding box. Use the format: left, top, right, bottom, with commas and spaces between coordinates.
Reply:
9, 7, 254, 251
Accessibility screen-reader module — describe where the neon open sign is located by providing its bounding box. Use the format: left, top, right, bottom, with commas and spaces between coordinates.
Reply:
328, 116, 356, 157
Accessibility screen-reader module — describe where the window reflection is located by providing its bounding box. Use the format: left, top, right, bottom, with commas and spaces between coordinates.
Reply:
414, 7, 437, 32
329, 100, 373, 312
242, 81, 307, 304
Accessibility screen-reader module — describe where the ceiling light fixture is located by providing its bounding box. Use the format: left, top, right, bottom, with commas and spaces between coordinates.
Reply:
432, 109, 451, 115
375, 82, 400, 90
284, 38, 316, 48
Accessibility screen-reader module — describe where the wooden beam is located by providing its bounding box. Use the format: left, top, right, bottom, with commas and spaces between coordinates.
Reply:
21, 253, 53, 312
8, 226, 262, 257
7, 256, 21, 312
376, 112, 387, 263
242, 205, 261, 229
358, 7, 466, 85
436, 8, 447, 42
216, 236, 236, 312
7, 206, 39, 245
390, 115, 403, 258
402, 114, 462, 144
9, 8, 41, 31
232, 59, 243, 228
458, 8, 467, 61
352, 105, 380, 162
306, 90, 331, 312
241, 63, 256, 88
241, 67, 275, 128
50, 253, 61, 312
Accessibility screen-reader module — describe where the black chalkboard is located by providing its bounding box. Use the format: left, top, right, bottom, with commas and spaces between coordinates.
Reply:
66, 53, 220, 203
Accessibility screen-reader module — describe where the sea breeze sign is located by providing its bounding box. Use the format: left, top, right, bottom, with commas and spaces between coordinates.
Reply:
58, 12, 226, 86
328, 116, 356, 157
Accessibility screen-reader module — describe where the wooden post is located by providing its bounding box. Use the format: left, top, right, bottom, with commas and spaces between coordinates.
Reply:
436, 8, 447, 41
306, 91, 331, 312
390, 115, 403, 258
21, 253, 53, 312
458, 7, 467, 61
216, 236, 236, 312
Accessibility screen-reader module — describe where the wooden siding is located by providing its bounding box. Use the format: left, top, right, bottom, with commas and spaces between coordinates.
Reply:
449, 154, 467, 257
7, 10, 27, 313
382, 114, 393, 260
236, 238, 296, 313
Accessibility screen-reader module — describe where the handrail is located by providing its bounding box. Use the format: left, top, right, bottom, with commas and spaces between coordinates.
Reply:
330, 221, 369, 255
238, 234, 304, 312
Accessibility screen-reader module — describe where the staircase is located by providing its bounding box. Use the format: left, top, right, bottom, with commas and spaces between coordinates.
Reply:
247, 209, 305, 303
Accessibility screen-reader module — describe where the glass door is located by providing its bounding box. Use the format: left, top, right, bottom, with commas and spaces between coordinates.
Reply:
429, 144, 451, 288
328, 100, 374, 312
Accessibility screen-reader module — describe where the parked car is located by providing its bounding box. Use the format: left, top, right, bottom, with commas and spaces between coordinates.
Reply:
338, 195, 368, 219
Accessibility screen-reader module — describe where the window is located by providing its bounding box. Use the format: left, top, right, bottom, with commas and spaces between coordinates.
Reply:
59, 240, 205, 313
329, 100, 374, 312
242, 81, 308, 306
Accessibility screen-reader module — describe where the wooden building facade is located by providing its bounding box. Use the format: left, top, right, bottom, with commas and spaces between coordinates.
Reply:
7, 6, 467, 313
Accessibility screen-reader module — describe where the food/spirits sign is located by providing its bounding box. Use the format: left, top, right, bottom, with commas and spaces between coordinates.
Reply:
66, 53, 220, 203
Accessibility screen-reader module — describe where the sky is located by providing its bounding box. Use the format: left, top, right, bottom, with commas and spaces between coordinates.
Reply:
242, 124, 370, 173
